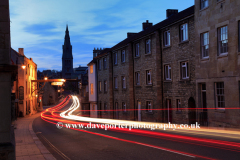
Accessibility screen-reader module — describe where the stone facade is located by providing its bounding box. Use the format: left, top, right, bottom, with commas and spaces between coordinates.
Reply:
161, 11, 196, 124
195, 0, 240, 128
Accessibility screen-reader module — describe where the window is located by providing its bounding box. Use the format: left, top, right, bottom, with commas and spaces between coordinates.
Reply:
114, 52, 118, 65
164, 30, 170, 46
201, 32, 209, 58
121, 50, 125, 62
114, 77, 118, 89
146, 39, 151, 54
135, 43, 140, 57
104, 103, 107, 112
122, 76, 126, 89
164, 65, 171, 80
200, 0, 208, 9
122, 102, 126, 112
180, 23, 188, 42
135, 72, 140, 85
176, 99, 181, 111
99, 81, 102, 92
218, 26, 228, 55
238, 21, 240, 52
90, 65, 93, 73
90, 83, 93, 95
98, 60, 101, 70
104, 81, 107, 92
146, 70, 152, 85
181, 61, 189, 79
146, 101, 152, 112
103, 57, 107, 69
215, 82, 225, 108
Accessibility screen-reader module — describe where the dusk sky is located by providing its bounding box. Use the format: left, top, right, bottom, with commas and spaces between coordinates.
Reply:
10, 0, 194, 71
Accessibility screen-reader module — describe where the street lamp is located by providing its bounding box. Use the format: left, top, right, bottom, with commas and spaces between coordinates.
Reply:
36, 95, 38, 97
21, 65, 26, 69
44, 77, 48, 81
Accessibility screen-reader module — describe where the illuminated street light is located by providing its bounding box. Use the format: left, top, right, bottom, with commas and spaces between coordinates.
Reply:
36, 95, 38, 97
61, 79, 66, 82
21, 65, 26, 69
44, 77, 48, 80
58, 90, 60, 92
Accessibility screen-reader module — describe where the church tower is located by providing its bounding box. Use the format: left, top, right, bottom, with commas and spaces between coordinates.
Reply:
62, 25, 73, 79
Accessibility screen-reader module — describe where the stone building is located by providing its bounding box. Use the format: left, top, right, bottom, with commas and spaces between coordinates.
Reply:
11, 48, 38, 117
195, 0, 240, 128
62, 25, 73, 79
160, 6, 196, 124
0, 0, 17, 159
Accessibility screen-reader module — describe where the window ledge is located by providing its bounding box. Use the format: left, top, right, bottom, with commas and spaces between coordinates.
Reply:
163, 45, 171, 49
179, 40, 189, 45
145, 84, 153, 87
217, 0, 225, 4
164, 80, 172, 83
122, 88, 127, 91
201, 57, 209, 61
114, 64, 118, 66
199, 6, 209, 12
145, 111, 154, 115
145, 52, 152, 56
180, 78, 190, 81
134, 56, 140, 59
176, 110, 182, 114
217, 53, 228, 59
114, 88, 118, 91
215, 108, 225, 113
135, 85, 141, 87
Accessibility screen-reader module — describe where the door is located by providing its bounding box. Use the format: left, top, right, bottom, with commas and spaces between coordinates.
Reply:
201, 84, 208, 126
188, 97, 196, 124
138, 101, 141, 121
167, 99, 172, 123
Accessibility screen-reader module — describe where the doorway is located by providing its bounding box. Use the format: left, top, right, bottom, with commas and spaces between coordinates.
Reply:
188, 97, 196, 124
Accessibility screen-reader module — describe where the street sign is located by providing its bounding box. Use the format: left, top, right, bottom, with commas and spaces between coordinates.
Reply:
19, 86, 24, 100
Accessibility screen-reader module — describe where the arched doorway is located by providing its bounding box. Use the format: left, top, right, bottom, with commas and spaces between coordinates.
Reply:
188, 97, 196, 124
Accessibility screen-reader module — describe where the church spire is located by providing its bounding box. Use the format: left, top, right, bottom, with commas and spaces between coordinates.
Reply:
64, 25, 71, 46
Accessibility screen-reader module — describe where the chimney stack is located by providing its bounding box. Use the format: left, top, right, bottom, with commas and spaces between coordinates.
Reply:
127, 32, 137, 38
18, 48, 24, 56
166, 9, 178, 18
142, 20, 153, 31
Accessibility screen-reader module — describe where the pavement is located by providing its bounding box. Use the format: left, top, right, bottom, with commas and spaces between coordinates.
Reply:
14, 112, 56, 160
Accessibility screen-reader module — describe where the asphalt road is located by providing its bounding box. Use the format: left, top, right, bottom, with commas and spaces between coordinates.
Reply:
32, 101, 240, 160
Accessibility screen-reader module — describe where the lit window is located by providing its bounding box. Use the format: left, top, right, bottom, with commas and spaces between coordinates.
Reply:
215, 82, 225, 108
201, 32, 209, 58
103, 57, 107, 69
146, 70, 152, 85
122, 102, 126, 112
146, 101, 152, 112
122, 76, 126, 89
90, 65, 93, 74
135, 43, 140, 57
90, 83, 93, 95
135, 72, 140, 85
200, 0, 208, 9
180, 23, 188, 42
164, 30, 170, 46
218, 26, 228, 55
121, 50, 125, 62
181, 61, 189, 79
114, 77, 118, 89
146, 39, 151, 54
114, 52, 118, 65
164, 65, 171, 80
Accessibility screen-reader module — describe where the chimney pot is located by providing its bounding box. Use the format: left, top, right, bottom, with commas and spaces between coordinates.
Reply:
18, 48, 24, 55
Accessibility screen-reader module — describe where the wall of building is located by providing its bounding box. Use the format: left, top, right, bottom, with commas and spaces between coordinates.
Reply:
195, 0, 240, 128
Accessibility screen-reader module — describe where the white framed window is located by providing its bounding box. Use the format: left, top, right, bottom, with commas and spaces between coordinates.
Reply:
218, 26, 228, 55
99, 81, 102, 92
122, 102, 126, 112
121, 50, 125, 62
146, 101, 152, 112
215, 82, 225, 108
114, 52, 118, 65
135, 72, 140, 85
103, 57, 107, 69
90, 83, 93, 95
90, 65, 93, 74
104, 81, 107, 92
146, 39, 151, 54
200, 0, 208, 9
114, 77, 118, 89
135, 43, 140, 57
98, 60, 101, 70
176, 99, 181, 111
164, 65, 171, 80
146, 70, 152, 85
181, 61, 189, 79
164, 30, 170, 46
122, 76, 126, 89
180, 23, 188, 42
201, 32, 209, 58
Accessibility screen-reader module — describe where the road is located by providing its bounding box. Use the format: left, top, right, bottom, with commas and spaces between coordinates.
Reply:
32, 96, 240, 160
